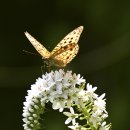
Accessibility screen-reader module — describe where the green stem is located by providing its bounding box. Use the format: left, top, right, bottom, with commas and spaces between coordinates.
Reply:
78, 104, 96, 130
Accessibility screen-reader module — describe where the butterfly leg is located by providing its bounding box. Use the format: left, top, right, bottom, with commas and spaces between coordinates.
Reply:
40, 60, 48, 74
46, 63, 51, 72
41, 65, 44, 74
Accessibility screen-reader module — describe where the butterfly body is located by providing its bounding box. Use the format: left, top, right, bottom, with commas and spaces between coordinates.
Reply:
25, 26, 83, 67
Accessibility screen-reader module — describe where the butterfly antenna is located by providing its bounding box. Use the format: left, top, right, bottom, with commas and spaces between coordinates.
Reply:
23, 50, 40, 56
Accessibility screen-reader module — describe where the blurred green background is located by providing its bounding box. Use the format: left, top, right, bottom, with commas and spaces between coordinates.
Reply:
0, 0, 130, 130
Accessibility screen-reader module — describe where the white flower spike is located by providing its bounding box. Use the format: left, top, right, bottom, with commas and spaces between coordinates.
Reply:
22, 69, 111, 130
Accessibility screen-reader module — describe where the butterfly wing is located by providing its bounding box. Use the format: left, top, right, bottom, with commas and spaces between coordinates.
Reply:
25, 32, 50, 59
50, 26, 83, 67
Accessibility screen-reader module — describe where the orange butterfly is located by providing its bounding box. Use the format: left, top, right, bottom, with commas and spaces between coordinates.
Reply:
25, 26, 83, 67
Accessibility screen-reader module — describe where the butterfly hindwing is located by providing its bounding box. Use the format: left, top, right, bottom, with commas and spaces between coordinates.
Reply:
25, 32, 50, 59
51, 44, 79, 67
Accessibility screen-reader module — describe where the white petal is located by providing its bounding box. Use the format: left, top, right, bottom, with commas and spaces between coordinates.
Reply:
63, 112, 72, 117
70, 107, 74, 114
65, 118, 72, 124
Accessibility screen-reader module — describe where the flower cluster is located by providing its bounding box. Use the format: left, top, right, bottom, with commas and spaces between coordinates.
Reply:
22, 69, 111, 130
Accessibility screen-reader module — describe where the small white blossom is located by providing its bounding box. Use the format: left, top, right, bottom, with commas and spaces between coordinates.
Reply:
93, 93, 107, 114
71, 73, 85, 85
86, 83, 98, 99
63, 107, 78, 125
89, 112, 102, 128
99, 122, 111, 130
68, 123, 80, 130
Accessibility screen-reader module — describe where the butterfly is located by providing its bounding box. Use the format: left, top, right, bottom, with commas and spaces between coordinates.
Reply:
25, 26, 83, 67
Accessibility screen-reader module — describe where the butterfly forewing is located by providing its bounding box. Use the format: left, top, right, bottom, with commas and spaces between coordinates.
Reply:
50, 26, 83, 67
25, 32, 50, 59
50, 26, 83, 56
